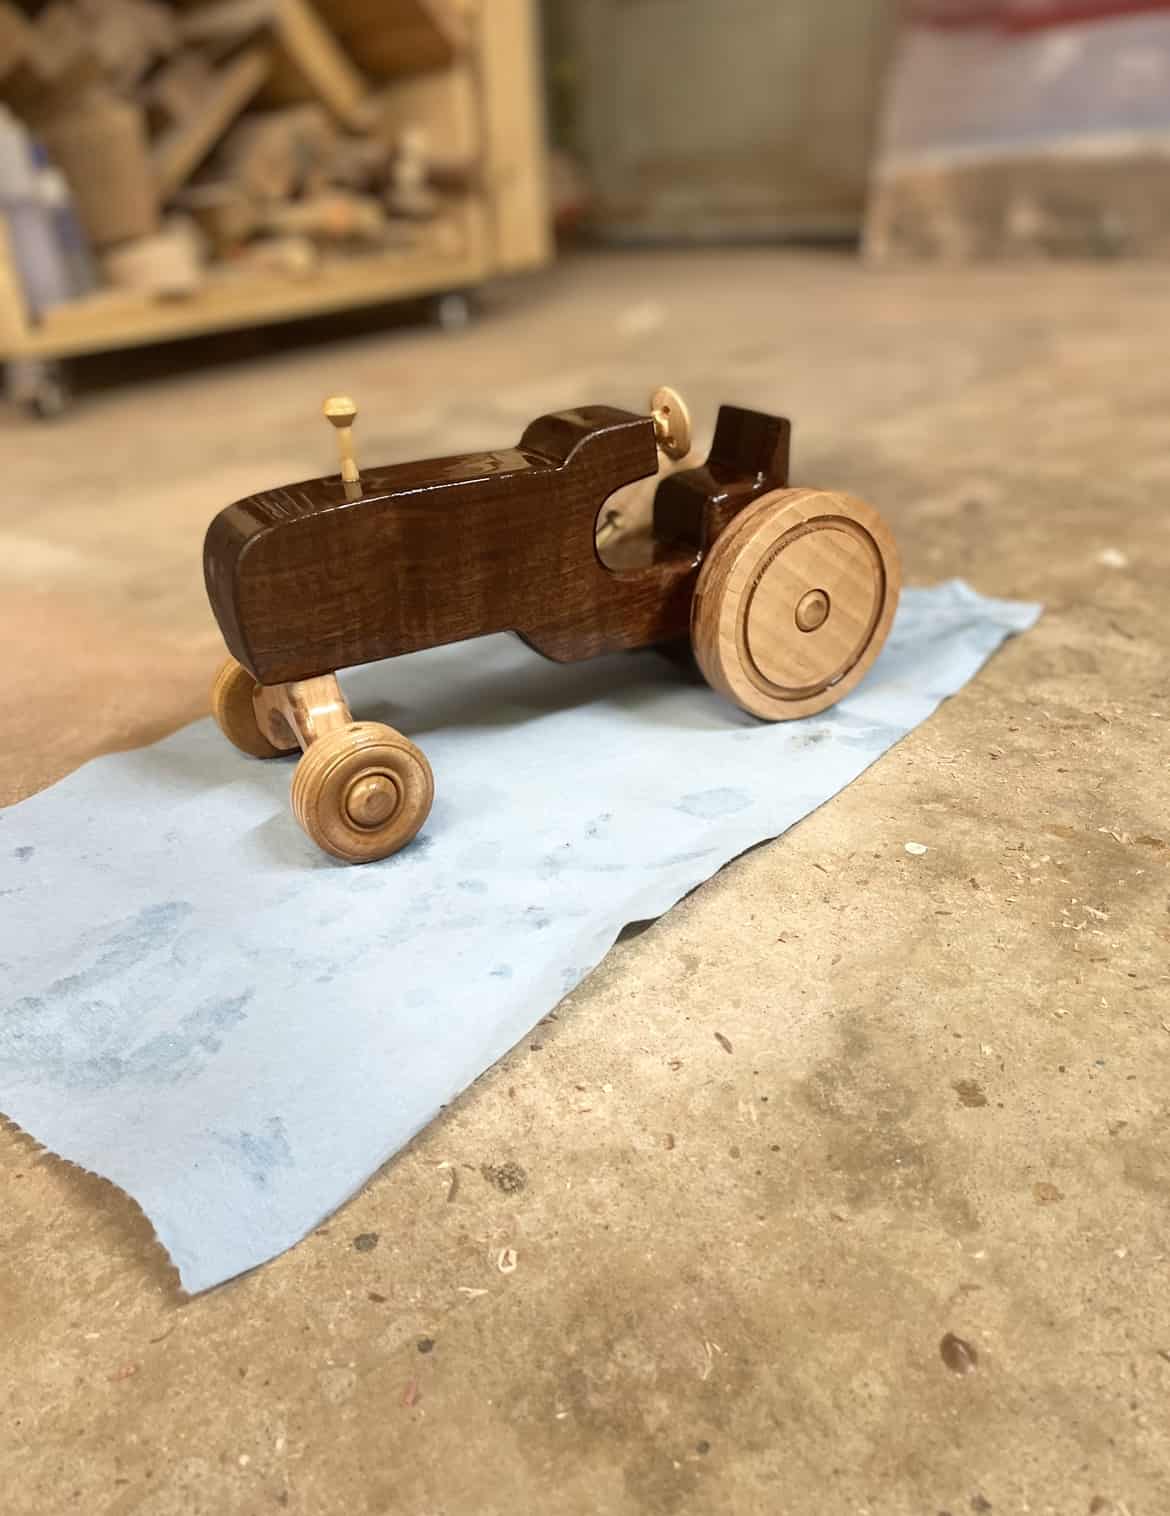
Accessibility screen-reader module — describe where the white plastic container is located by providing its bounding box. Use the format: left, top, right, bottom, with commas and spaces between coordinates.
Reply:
0, 108, 92, 318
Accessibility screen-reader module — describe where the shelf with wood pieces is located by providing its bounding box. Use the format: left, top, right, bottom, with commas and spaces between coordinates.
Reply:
0, 0, 547, 410
205, 385, 902, 864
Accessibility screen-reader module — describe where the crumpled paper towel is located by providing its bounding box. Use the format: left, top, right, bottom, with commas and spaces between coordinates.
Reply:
0, 581, 1039, 1291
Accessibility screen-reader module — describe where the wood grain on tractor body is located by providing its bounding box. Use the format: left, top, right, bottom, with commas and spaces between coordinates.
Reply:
653, 405, 790, 554
204, 403, 791, 686
202, 395, 896, 863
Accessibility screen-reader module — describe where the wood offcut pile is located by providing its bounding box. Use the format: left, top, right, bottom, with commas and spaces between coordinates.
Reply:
0, 0, 475, 298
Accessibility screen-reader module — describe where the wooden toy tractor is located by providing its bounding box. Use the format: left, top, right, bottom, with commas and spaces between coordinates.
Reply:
204, 388, 900, 863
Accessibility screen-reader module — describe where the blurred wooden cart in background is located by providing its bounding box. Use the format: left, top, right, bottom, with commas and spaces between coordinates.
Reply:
0, 0, 549, 413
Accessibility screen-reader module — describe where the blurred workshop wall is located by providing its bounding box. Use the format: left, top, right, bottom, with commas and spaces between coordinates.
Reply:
543, 0, 897, 243
866, 2, 1170, 259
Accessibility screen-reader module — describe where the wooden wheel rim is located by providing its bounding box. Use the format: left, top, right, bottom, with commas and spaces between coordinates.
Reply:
210, 655, 291, 758
737, 516, 884, 699
691, 488, 901, 721
291, 721, 434, 863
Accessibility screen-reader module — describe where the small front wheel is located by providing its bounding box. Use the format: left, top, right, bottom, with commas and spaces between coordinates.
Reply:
210, 656, 294, 758
290, 722, 434, 863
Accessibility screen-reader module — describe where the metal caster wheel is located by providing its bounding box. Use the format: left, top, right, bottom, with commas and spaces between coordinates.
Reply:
430, 290, 474, 332
6, 359, 73, 420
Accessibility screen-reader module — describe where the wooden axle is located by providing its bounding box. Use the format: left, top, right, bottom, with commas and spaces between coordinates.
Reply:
253, 673, 351, 751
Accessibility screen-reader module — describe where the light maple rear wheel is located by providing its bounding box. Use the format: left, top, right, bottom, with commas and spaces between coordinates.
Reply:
691, 487, 900, 720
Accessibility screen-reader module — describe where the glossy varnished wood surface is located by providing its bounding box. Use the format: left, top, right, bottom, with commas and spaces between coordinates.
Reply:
204, 403, 792, 685
654, 406, 790, 552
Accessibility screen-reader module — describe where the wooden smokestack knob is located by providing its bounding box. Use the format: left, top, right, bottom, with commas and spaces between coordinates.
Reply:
323, 394, 362, 498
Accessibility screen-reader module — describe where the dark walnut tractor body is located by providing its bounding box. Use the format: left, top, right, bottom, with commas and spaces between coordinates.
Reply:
204, 389, 900, 863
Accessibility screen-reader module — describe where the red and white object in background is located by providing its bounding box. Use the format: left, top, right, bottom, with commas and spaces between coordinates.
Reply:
908, 1, 1170, 28
877, 5, 1170, 161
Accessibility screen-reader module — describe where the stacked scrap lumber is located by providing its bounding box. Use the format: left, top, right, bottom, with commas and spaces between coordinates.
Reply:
0, 0, 474, 299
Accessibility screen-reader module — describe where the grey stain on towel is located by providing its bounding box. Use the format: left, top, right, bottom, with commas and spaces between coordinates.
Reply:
217, 1116, 293, 1190
676, 788, 752, 819
29, 901, 194, 1008
3, 988, 252, 1091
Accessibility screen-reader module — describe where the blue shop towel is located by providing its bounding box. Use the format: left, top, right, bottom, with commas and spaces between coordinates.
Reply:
0, 581, 1039, 1292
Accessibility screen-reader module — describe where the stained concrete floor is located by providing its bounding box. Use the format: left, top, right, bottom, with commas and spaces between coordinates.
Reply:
2, 250, 1168, 1516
